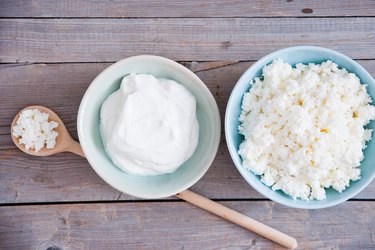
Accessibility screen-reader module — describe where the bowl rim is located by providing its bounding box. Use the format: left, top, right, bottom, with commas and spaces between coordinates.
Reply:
77, 54, 221, 199
225, 45, 375, 209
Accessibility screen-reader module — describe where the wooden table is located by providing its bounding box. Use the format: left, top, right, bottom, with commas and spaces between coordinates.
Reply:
1, 1, 375, 249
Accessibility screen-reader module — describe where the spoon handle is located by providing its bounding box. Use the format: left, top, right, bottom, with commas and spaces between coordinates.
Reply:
71, 145, 296, 248
176, 190, 297, 249
66, 140, 85, 157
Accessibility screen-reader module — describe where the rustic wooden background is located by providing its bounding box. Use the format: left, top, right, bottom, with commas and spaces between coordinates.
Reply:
1, 1, 375, 249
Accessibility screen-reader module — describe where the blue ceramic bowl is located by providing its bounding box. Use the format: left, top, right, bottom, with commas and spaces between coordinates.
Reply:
225, 46, 375, 209
78, 55, 221, 199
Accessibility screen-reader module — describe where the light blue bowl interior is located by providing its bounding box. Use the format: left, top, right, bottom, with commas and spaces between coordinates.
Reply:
78, 56, 220, 199
225, 46, 375, 209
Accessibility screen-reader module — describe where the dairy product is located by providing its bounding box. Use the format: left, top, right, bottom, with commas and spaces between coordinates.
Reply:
12, 109, 59, 152
239, 59, 375, 200
100, 74, 199, 175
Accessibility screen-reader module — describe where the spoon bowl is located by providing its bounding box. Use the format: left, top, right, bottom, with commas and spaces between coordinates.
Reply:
11, 105, 84, 157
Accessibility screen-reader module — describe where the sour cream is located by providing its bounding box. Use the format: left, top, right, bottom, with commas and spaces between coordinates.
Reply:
100, 74, 199, 175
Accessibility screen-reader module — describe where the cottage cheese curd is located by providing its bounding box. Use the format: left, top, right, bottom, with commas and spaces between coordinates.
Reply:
239, 59, 375, 200
100, 74, 199, 175
12, 109, 59, 152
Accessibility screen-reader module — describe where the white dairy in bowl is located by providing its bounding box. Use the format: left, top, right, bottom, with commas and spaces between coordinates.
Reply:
100, 73, 199, 175
239, 59, 375, 200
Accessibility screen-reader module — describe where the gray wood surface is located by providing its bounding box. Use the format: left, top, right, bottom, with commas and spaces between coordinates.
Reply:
1, 0, 374, 18
2, 1, 375, 248
1, 201, 375, 249
2, 60, 375, 203
1, 18, 375, 63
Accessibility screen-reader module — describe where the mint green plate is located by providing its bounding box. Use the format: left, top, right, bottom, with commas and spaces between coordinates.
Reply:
78, 55, 221, 199
225, 46, 375, 209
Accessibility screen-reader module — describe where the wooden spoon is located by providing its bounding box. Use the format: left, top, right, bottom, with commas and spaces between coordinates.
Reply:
11, 105, 84, 157
11, 106, 297, 249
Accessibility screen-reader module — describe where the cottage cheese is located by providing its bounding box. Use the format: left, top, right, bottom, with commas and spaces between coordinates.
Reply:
100, 74, 199, 176
239, 59, 375, 200
12, 109, 59, 152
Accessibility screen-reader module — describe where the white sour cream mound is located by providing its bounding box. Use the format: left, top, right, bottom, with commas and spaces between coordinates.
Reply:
239, 59, 375, 200
12, 109, 59, 152
100, 74, 199, 175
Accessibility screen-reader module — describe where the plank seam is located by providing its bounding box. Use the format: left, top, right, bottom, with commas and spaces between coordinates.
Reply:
1, 59, 375, 66
0, 199, 373, 207
0, 16, 374, 19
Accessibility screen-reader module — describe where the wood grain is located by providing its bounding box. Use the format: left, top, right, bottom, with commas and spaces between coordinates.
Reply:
1, 201, 375, 249
1, 2, 375, 249
1, 0, 374, 18
1, 18, 375, 63
1, 61, 375, 203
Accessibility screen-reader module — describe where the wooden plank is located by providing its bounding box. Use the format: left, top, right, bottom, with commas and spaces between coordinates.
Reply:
0, 0, 374, 18
1, 18, 375, 63
1, 61, 375, 203
1, 201, 375, 249
0, 61, 261, 203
